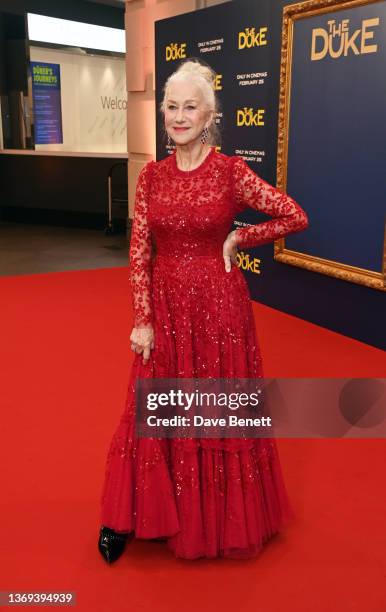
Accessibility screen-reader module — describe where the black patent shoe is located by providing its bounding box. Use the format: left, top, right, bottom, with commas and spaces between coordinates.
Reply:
98, 526, 134, 563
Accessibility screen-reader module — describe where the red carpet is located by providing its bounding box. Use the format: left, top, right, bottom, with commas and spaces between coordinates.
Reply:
0, 266, 385, 611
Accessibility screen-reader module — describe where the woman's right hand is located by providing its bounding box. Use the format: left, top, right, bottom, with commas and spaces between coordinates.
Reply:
130, 326, 155, 364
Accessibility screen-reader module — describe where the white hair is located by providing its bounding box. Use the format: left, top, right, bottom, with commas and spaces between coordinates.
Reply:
161, 59, 216, 113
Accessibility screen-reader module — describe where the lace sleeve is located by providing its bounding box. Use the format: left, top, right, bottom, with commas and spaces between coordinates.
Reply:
231, 156, 309, 249
129, 161, 154, 329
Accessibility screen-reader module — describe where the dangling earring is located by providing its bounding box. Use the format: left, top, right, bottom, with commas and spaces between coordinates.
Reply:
201, 127, 209, 144
167, 133, 172, 147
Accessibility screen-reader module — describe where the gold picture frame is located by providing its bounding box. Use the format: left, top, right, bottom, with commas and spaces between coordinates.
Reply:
274, 0, 386, 291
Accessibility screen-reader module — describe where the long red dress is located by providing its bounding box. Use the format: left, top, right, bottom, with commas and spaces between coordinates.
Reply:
100, 146, 309, 560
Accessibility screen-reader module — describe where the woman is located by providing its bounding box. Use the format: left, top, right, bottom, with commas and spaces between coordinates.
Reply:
98, 59, 309, 561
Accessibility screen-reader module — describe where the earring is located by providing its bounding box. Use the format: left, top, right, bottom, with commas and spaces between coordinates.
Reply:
201, 127, 209, 144
167, 133, 172, 147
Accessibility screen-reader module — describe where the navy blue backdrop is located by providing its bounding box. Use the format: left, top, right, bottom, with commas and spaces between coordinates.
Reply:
155, 0, 385, 351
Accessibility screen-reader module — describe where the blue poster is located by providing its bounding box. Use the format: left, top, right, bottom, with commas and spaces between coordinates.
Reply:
31, 61, 63, 144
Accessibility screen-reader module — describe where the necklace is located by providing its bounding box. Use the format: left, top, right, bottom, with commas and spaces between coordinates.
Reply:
176, 145, 211, 175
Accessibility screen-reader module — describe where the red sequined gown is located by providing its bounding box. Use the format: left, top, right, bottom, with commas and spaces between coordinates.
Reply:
100, 146, 309, 560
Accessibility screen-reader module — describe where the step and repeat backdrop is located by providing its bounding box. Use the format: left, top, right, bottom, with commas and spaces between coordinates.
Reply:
155, 0, 385, 350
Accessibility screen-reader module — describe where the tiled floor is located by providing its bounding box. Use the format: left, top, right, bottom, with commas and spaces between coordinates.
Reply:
0, 221, 129, 276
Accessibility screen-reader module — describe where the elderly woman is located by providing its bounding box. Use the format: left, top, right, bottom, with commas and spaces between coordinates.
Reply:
98, 58, 308, 561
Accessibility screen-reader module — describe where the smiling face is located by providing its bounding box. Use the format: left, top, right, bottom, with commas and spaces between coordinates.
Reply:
164, 79, 213, 147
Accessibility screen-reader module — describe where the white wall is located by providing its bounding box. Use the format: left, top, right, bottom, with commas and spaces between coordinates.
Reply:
30, 46, 127, 153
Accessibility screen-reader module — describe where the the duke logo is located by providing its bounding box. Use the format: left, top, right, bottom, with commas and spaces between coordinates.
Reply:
238, 27, 267, 49
237, 251, 261, 274
311, 18, 379, 60
237, 107, 265, 127
166, 43, 187, 61
214, 74, 223, 91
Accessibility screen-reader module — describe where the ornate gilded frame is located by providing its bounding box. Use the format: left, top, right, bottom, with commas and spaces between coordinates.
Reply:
274, 0, 386, 291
